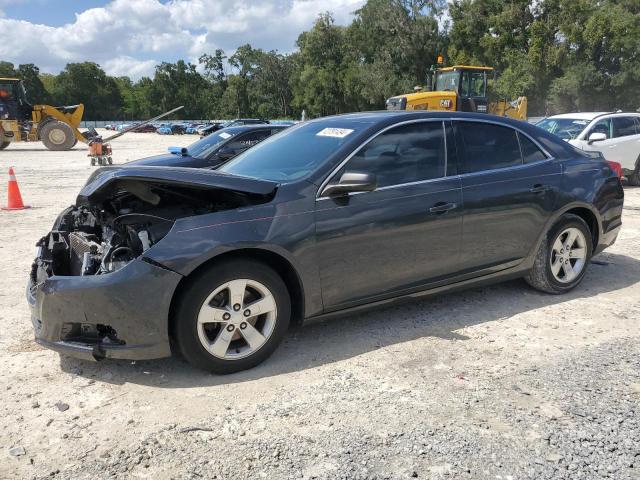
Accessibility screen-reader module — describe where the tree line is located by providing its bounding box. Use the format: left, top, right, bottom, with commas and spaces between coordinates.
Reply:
1, 0, 639, 120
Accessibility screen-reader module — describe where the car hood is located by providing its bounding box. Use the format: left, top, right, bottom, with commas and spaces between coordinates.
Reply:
76, 166, 279, 206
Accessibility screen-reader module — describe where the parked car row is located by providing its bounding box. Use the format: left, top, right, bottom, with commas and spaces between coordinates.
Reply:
28, 111, 624, 375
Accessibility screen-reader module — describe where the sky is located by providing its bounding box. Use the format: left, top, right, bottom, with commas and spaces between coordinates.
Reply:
0, 0, 365, 79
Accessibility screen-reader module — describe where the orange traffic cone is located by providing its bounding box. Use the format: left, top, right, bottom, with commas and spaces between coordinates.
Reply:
2, 167, 30, 210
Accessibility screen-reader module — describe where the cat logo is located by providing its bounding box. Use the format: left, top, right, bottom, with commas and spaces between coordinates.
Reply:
439, 99, 452, 108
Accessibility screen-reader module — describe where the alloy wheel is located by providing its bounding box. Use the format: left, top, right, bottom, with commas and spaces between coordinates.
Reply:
196, 279, 277, 360
550, 227, 587, 283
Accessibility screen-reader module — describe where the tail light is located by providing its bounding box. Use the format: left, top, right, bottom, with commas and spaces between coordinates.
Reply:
606, 161, 623, 178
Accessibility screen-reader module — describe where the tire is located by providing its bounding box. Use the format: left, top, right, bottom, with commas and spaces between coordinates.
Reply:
174, 259, 291, 374
0, 141, 9, 150
525, 214, 593, 294
40, 121, 76, 151
627, 157, 640, 186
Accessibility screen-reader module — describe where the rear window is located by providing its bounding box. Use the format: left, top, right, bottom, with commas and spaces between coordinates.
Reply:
613, 116, 639, 138
518, 133, 547, 164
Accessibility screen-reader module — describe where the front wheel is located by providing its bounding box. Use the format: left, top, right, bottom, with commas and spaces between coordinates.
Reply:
40, 121, 76, 151
174, 260, 291, 374
0, 141, 9, 150
526, 214, 593, 294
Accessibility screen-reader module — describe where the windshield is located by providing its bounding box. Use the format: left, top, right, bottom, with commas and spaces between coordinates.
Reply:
218, 121, 365, 181
536, 118, 589, 140
435, 71, 460, 92
186, 129, 237, 159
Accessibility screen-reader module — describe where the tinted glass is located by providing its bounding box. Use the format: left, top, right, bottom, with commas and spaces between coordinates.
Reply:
219, 121, 367, 181
188, 129, 239, 159
518, 133, 547, 163
589, 118, 612, 139
226, 130, 271, 151
613, 117, 638, 138
341, 122, 445, 188
456, 122, 521, 173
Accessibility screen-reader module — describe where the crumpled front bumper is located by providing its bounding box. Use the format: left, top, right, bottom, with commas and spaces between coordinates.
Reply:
26, 257, 183, 361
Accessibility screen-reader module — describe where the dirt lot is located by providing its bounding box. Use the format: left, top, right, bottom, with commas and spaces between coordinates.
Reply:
1, 133, 638, 480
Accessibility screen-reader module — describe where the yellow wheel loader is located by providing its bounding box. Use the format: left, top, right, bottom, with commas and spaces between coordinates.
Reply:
385, 61, 528, 121
0, 77, 94, 151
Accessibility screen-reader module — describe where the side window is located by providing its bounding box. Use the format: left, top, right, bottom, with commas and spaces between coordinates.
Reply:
635, 117, 640, 132
613, 117, 638, 138
343, 122, 446, 188
456, 121, 522, 173
588, 118, 612, 139
518, 133, 547, 164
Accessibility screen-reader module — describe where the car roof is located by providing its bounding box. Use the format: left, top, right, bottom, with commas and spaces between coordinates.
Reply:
302, 110, 582, 161
219, 124, 285, 134
546, 112, 611, 120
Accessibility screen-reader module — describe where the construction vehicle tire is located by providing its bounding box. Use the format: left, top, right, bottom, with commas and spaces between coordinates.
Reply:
40, 121, 76, 151
0, 141, 9, 150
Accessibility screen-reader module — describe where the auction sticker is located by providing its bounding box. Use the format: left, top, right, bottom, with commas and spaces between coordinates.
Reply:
219, 132, 232, 139
316, 128, 354, 138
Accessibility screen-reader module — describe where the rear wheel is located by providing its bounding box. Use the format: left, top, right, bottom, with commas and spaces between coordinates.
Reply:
627, 156, 640, 186
40, 121, 76, 151
526, 214, 592, 294
174, 259, 291, 374
0, 141, 9, 150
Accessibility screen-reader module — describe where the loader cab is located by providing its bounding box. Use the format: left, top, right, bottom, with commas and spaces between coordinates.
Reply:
385, 65, 493, 114
0, 78, 32, 121
432, 66, 492, 113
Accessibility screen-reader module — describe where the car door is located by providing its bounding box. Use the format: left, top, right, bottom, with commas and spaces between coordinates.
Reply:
610, 116, 640, 171
575, 117, 615, 156
314, 120, 463, 310
454, 120, 561, 274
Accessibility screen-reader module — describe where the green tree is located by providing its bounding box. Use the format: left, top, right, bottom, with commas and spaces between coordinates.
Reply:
17, 64, 49, 104
0, 61, 15, 77
292, 13, 349, 117
50, 62, 123, 119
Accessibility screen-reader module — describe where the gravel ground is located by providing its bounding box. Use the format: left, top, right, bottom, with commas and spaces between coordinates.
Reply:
0, 133, 638, 480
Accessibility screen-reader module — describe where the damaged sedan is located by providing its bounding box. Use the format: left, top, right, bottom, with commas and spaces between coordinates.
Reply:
28, 111, 624, 374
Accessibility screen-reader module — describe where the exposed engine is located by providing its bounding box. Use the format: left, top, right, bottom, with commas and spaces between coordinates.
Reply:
32, 179, 266, 280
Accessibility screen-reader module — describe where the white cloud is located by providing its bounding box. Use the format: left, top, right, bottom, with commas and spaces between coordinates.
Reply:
102, 56, 158, 79
0, 0, 364, 79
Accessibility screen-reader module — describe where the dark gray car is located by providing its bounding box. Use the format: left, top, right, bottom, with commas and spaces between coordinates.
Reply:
27, 112, 624, 374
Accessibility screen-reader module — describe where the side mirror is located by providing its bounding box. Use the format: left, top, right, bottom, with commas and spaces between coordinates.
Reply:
588, 132, 607, 144
321, 171, 377, 197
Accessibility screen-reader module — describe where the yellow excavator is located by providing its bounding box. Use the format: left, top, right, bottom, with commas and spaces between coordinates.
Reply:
385, 58, 528, 121
0, 77, 94, 151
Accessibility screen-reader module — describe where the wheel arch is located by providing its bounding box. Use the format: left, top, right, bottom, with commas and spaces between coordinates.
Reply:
560, 205, 600, 248
168, 247, 306, 340
526, 202, 602, 269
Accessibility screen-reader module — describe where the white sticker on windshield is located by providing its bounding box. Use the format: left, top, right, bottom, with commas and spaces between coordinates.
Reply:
219, 132, 232, 139
316, 127, 354, 138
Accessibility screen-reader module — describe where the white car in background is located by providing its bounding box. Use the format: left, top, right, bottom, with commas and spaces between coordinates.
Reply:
537, 112, 640, 185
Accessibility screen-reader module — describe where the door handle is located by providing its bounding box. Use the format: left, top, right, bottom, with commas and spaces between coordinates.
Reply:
429, 202, 457, 214
530, 184, 550, 194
